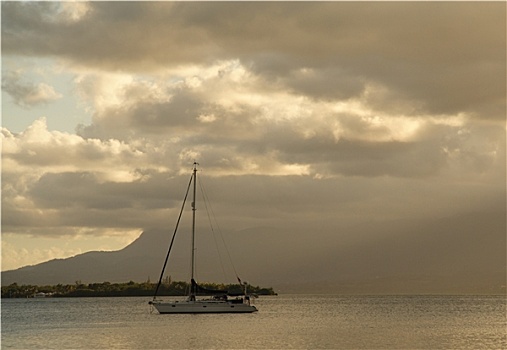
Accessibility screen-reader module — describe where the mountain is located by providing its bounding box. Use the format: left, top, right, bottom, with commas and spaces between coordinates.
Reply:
1, 229, 171, 286
271, 212, 506, 294
2, 211, 505, 294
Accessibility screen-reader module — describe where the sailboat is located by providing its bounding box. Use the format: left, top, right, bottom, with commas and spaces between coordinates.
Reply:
149, 162, 258, 314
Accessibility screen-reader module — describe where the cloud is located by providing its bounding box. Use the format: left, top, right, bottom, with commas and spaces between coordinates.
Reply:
2, 71, 62, 107
1, 118, 175, 237
2, 117, 502, 238
2, 2, 505, 119
68, 58, 503, 181
2, 118, 152, 179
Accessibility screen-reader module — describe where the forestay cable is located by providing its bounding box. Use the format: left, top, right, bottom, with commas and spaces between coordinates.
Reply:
152, 173, 193, 301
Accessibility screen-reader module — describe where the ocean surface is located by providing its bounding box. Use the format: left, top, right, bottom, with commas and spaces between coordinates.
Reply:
1, 295, 505, 349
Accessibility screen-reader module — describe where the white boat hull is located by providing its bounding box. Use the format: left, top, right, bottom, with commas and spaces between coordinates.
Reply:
151, 300, 257, 314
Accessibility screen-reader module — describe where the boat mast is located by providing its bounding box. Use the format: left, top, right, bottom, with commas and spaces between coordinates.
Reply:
190, 162, 198, 300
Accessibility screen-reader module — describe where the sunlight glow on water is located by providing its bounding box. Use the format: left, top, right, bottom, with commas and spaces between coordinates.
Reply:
2, 295, 505, 349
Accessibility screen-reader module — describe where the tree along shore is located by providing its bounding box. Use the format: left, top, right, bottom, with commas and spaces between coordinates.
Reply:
1, 280, 277, 298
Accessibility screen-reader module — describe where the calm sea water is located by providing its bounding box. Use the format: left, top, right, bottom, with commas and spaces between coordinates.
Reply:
1, 295, 505, 349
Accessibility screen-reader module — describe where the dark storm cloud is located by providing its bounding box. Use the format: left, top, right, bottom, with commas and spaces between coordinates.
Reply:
98, 91, 205, 134
26, 171, 196, 212
2, 169, 192, 234
2, 2, 505, 119
258, 120, 502, 178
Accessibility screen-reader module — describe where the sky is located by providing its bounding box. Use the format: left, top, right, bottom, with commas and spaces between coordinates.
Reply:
1, 2, 505, 291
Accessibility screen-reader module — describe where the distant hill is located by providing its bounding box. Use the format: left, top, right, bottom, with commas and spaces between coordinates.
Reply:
1, 229, 172, 286
2, 211, 505, 294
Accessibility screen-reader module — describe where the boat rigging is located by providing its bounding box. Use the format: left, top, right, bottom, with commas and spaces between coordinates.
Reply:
149, 162, 257, 314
